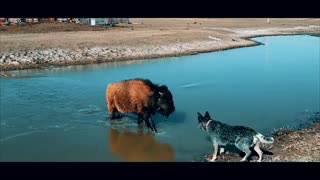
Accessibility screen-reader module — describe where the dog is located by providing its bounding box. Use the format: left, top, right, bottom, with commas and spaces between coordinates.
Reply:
197, 111, 274, 162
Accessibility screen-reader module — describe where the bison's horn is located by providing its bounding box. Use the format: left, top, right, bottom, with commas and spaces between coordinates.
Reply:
159, 92, 163, 96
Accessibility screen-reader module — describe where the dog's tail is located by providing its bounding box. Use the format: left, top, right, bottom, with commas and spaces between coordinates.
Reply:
254, 133, 274, 144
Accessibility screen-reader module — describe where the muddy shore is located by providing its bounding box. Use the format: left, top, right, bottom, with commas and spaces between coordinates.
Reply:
1, 18, 319, 72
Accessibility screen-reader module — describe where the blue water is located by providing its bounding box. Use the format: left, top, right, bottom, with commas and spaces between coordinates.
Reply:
0, 35, 319, 161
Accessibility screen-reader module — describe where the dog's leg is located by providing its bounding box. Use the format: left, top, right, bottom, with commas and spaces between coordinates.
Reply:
207, 144, 218, 162
220, 147, 225, 155
212, 144, 219, 161
235, 145, 251, 162
240, 149, 252, 162
253, 144, 263, 162
235, 138, 252, 162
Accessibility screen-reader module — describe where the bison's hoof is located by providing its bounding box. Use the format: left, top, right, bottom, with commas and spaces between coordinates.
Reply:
110, 114, 122, 119
152, 129, 158, 134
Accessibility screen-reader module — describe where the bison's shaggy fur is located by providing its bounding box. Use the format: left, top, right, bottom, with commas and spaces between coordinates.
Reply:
106, 78, 175, 133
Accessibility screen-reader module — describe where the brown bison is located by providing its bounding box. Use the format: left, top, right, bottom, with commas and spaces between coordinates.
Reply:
106, 78, 175, 133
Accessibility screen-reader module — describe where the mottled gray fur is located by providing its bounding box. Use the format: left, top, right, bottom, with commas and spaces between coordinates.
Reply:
197, 111, 274, 162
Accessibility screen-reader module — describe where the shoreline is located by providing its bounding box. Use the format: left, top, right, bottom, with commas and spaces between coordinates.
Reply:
0, 42, 258, 72
0, 37, 256, 72
1, 22, 319, 72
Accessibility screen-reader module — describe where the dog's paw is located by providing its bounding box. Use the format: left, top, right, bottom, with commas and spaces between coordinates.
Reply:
206, 156, 217, 162
240, 158, 249, 162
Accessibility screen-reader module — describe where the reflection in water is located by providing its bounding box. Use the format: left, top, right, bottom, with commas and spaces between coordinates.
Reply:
44, 59, 149, 72
109, 126, 175, 162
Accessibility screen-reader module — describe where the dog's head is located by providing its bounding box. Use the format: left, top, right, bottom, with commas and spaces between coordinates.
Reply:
197, 111, 212, 130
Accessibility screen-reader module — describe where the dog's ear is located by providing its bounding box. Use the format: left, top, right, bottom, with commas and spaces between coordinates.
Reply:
197, 112, 203, 120
204, 111, 211, 119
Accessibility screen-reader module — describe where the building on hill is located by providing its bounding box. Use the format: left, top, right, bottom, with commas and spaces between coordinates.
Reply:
77, 18, 130, 26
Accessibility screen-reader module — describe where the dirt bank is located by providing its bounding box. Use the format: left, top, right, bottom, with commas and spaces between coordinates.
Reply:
0, 18, 319, 71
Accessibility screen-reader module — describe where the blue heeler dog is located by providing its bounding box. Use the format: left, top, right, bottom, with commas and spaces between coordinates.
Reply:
197, 111, 274, 162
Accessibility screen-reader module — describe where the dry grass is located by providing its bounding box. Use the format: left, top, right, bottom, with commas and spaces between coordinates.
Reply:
267, 123, 320, 162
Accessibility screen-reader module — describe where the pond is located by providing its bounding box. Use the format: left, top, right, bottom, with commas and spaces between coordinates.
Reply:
0, 35, 319, 161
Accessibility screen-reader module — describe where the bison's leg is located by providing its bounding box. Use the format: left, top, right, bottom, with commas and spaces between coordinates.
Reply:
109, 109, 116, 120
107, 100, 123, 120
108, 104, 122, 120
107, 96, 117, 120
109, 112, 115, 119
110, 109, 123, 120
137, 113, 144, 124
141, 108, 158, 133
141, 108, 153, 131
149, 117, 157, 134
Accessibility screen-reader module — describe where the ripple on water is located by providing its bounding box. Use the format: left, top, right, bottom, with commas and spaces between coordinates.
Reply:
78, 105, 102, 114
0, 130, 45, 142
180, 82, 202, 88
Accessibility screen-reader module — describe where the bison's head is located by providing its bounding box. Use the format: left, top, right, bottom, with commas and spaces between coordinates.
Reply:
156, 85, 175, 118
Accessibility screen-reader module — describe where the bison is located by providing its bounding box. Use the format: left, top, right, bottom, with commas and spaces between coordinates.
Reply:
106, 78, 175, 133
